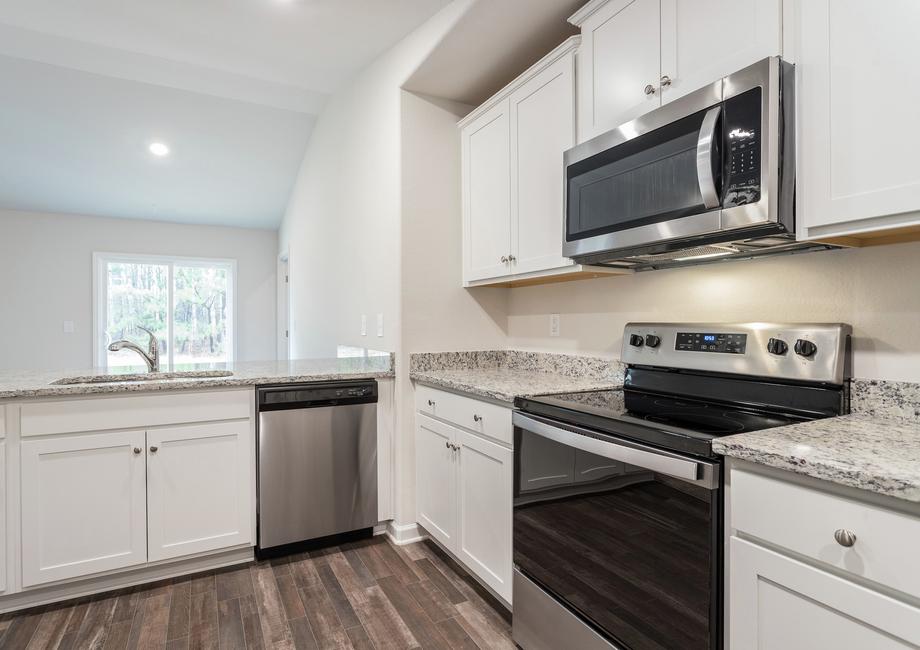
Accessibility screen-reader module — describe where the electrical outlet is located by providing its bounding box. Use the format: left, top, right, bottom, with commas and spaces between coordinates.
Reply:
63, 320, 75, 334
550, 313, 560, 337
360, 314, 367, 336
376, 313, 384, 337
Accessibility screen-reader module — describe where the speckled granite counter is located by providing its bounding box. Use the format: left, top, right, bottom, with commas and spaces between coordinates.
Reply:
714, 379, 920, 503
0, 354, 394, 400
409, 350, 624, 404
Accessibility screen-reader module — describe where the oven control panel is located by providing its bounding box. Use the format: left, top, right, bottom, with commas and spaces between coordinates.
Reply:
622, 323, 852, 384
675, 332, 747, 354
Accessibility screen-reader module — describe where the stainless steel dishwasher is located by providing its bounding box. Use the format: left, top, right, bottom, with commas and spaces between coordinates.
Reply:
256, 380, 378, 554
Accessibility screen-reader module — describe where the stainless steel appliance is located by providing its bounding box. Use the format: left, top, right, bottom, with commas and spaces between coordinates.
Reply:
512, 323, 851, 650
256, 380, 378, 554
564, 57, 833, 270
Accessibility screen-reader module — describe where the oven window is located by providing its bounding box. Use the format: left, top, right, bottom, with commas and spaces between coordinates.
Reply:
513, 429, 718, 650
566, 108, 718, 242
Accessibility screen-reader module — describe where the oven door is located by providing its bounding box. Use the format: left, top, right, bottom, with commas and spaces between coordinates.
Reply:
512, 412, 722, 650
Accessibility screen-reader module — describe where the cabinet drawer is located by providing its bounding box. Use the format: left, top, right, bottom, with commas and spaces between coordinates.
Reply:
416, 385, 512, 446
731, 468, 920, 600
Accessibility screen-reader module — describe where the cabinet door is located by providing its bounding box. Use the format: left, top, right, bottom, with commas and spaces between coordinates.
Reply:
576, 0, 661, 142
147, 421, 253, 562
462, 99, 512, 282
457, 430, 513, 603
509, 53, 576, 275
731, 537, 920, 649
0, 442, 5, 593
416, 415, 458, 551
21, 430, 147, 586
797, 0, 920, 237
659, 0, 781, 104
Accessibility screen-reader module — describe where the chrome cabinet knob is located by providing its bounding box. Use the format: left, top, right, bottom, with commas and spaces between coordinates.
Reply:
500, 256, 509, 263
644, 84, 656, 95
834, 529, 857, 547
149, 446, 159, 453
473, 414, 482, 422
133, 447, 142, 455
452, 443, 460, 451
445, 441, 450, 449
508, 255, 516, 263
427, 399, 435, 407
660, 75, 672, 88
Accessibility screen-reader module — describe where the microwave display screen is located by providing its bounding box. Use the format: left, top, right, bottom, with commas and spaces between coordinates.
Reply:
676, 332, 747, 354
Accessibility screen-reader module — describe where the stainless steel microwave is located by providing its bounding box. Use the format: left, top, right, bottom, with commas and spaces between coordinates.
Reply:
564, 57, 828, 270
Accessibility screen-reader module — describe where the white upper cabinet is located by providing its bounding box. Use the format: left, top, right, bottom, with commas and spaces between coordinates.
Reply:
146, 421, 253, 562
21, 430, 148, 586
795, 0, 920, 240
659, 0, 782, 104
570, 0, 782, 142
462, 99, 512, 282
571, 0, 661, 142
509, 53, 576, 275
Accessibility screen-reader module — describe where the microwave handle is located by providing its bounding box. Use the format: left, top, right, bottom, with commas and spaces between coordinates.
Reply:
696, 105, 722, 209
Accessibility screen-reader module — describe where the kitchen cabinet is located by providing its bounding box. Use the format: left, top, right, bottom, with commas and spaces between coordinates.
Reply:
0, 441, 6, 594
456, 429, 513, 603
731, 538, 920, 648
569, 0, 782, 142
460, 37, 625, 287
727, 461, 920, 647
147, 421, 252, 562
794, 0, 920, 243
21, 430, 148, 586
415, 388, 514, 604
416, 415, 458, 550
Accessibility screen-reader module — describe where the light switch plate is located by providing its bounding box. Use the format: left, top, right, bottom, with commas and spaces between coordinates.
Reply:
376, 313, 384, 337
550, 314, 560, 337
361, 314, 367, 336
63, 320, 75, 334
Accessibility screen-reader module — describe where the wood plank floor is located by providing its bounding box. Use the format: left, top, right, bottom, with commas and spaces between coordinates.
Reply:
0, 537, 513, 650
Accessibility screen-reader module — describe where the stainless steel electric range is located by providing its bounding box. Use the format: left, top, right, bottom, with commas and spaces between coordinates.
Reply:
512, 322, 851, 650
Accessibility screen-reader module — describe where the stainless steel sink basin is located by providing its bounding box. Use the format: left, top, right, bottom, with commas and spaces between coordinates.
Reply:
51, 370, 234, 385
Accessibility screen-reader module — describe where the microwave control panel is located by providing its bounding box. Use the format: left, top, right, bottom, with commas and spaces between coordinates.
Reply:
723, 87, 762, 208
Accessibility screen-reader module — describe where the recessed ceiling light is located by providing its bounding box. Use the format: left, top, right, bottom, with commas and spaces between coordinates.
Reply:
149, 142, 170, 157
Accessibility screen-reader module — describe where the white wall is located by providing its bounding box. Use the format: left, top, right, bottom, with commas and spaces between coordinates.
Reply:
278, 1, 473, 360
506, 241, 920, 382
0, 208, 278, 370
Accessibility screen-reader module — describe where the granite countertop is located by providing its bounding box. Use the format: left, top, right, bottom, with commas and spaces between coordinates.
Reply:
713, 413, 920, 503
0, 354, 394, 400
409, 350, 624, 404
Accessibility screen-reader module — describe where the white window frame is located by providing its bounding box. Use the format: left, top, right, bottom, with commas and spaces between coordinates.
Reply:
93, 252, 238, 368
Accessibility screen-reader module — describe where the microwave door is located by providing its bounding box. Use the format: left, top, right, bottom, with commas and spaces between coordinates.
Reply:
564, 104, 724, 260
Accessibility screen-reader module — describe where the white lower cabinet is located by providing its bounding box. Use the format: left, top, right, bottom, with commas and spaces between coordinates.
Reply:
456, 429, 513, 602
21, 430, 148, 587
731, 537, 920, 649
0, 441, 6, 594
416, 408, 513, 604
147, 421, 252, 562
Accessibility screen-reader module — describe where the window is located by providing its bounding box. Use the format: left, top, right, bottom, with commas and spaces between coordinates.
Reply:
94, 253, 236, 369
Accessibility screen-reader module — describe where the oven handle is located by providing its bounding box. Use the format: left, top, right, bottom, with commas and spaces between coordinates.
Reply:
696, 105, 722, 209
513, 412, 717, 488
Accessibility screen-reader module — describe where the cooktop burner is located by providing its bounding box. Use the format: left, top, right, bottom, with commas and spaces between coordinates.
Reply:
515, 388, 811, 457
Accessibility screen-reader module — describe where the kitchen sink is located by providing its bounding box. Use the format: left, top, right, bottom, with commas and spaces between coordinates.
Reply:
51, 370, 234, 385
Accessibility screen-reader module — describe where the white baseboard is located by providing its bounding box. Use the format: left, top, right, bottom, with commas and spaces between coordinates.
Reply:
385, 521, 427, 546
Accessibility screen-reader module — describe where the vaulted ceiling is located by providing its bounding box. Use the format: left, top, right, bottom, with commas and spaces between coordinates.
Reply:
0, 0, 451, 228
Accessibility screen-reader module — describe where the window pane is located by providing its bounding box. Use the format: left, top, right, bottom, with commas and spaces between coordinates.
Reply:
173, 265, 230, 365
105, 262, 168, 368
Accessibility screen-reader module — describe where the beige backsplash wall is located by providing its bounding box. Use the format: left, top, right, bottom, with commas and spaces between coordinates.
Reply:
506, 240, 920, 382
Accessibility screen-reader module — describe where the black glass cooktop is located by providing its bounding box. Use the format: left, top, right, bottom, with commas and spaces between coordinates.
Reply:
515, 388, 810, 458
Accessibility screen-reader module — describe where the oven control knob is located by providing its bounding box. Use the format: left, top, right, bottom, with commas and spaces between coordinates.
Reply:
794, 339, 818, 358
629, 334, 644, 348
645, 334, 661, 348
767, 338, 788, 355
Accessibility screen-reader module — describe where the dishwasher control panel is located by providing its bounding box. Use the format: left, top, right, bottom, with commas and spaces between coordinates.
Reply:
257, 380, 378, 411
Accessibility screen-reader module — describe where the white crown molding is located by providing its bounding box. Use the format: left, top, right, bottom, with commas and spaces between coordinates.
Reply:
568, 0, 613, 27
0, 22, 327, 114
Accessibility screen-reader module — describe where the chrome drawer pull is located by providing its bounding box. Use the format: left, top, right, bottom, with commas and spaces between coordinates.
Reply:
427, 399, 435, 407
834, 529, 857, 547
473, 414, 482, 422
